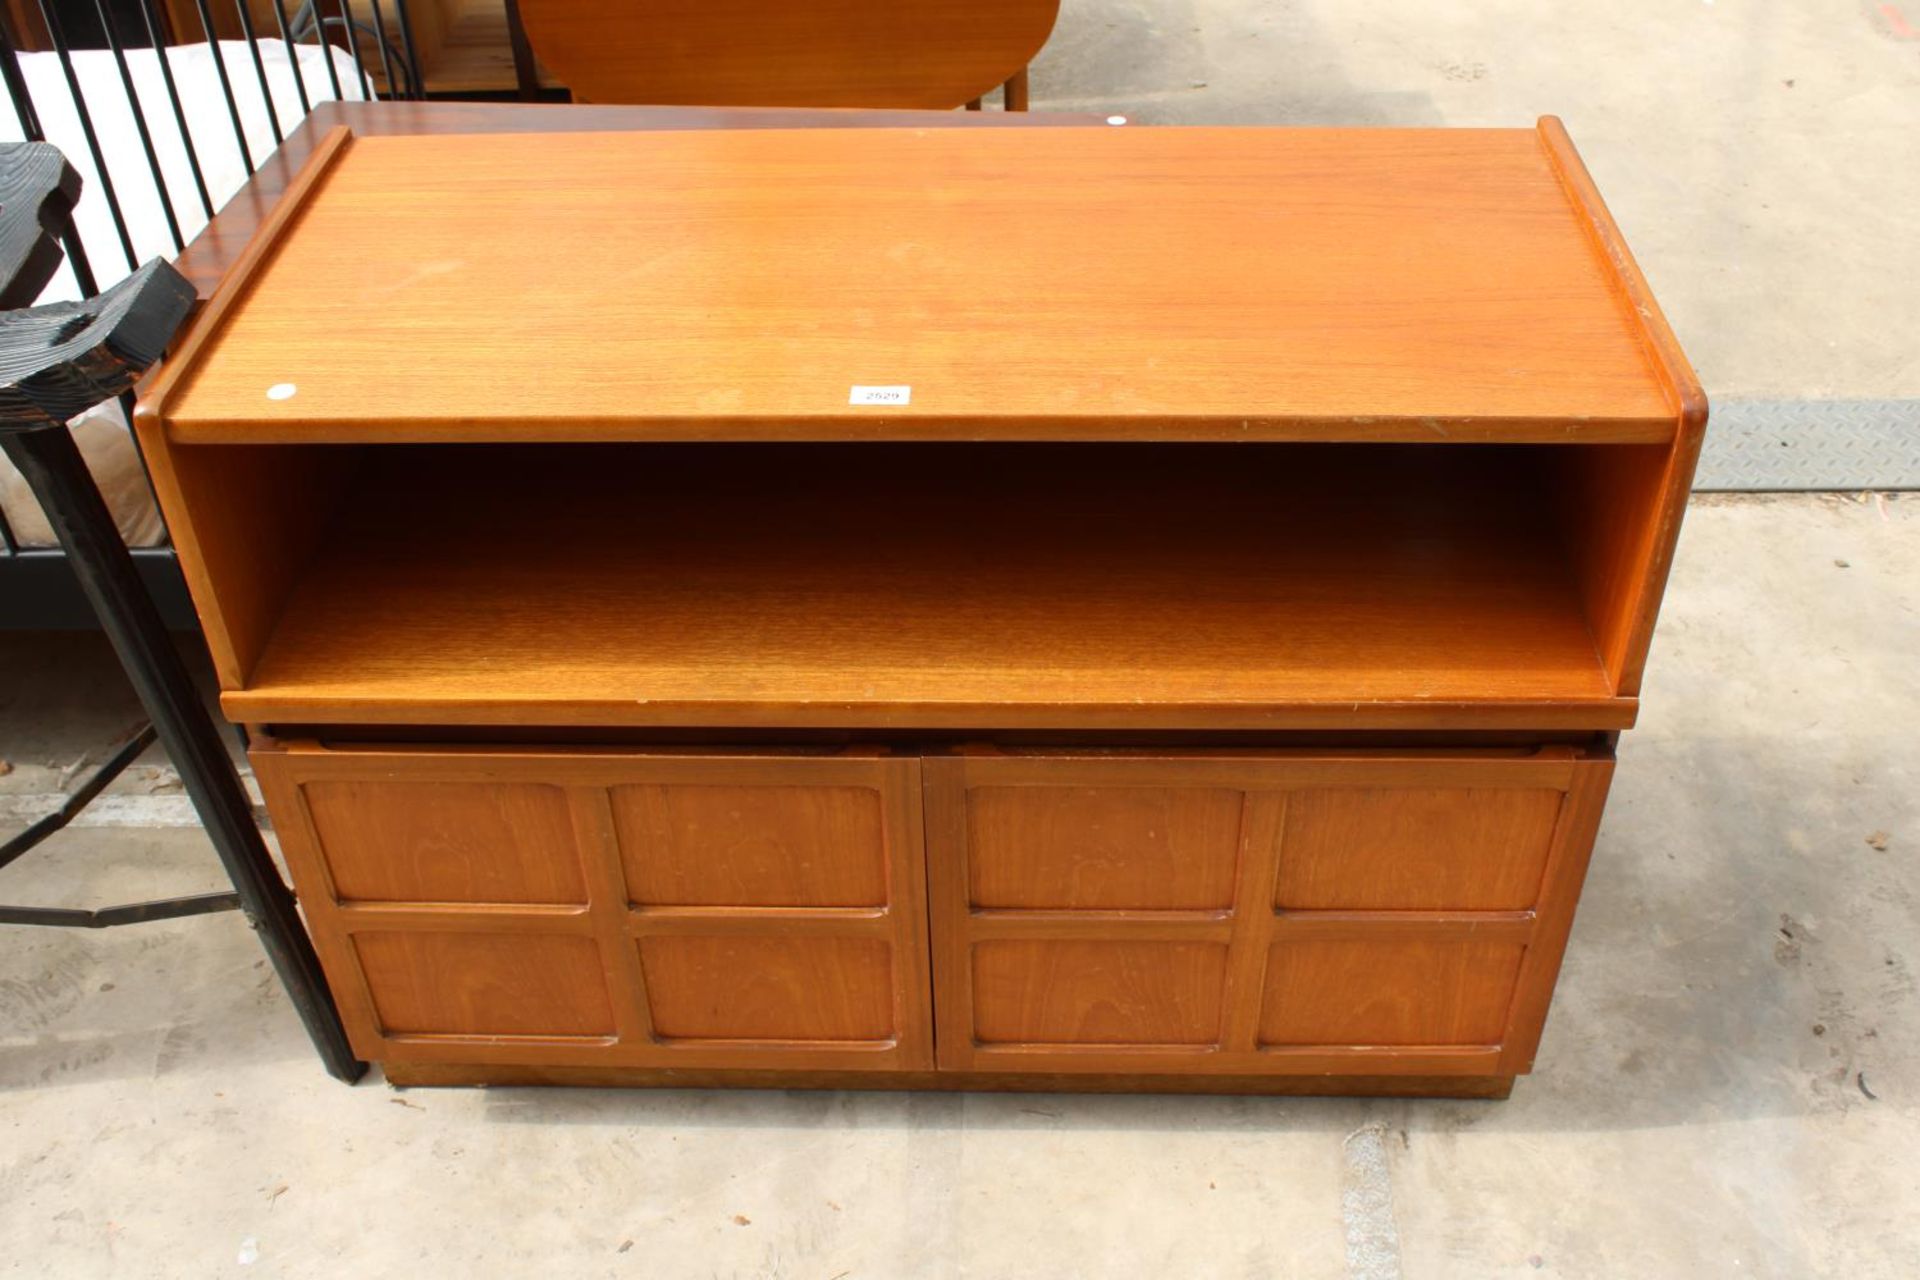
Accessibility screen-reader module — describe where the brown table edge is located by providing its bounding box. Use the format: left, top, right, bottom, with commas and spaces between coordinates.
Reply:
222, 695, 1642, 735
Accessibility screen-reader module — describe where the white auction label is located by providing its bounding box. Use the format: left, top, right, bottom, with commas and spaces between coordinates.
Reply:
849, 385, 911, 406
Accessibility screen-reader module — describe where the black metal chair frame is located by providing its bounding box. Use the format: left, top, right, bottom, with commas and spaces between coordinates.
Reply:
0, 140, 362, 1082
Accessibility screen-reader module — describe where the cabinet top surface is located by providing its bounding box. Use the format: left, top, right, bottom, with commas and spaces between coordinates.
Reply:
146, 122, 1694, 443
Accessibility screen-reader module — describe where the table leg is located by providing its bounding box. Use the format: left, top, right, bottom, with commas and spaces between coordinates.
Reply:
1003, 68, 1030, 111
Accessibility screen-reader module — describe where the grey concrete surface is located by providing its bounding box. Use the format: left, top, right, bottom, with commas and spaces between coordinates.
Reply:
2, 494, 1914, 1278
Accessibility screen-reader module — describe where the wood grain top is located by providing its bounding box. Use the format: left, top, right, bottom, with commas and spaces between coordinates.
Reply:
148, 120, 1686, 445
168, 102, 1113, 301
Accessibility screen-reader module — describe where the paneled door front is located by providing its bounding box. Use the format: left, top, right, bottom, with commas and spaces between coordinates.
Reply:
255, 744, 932, 1073
923, 748, 1611, 1079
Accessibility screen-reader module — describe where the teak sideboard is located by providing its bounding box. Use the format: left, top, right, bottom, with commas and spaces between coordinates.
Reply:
133, 121, 1704, 1098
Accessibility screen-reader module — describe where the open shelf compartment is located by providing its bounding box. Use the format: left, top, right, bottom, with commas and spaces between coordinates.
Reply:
148, 441, 1671, 731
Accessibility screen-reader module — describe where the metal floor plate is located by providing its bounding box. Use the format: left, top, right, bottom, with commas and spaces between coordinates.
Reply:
1694, 399, 1920, 491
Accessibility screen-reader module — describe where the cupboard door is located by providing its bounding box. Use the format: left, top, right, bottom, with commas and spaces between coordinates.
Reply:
255, 745, 931, 1073
924, 748, 1611, 1078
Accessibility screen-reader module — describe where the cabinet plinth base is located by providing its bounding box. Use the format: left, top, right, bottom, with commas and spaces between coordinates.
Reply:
383, 1062, 1517, 1099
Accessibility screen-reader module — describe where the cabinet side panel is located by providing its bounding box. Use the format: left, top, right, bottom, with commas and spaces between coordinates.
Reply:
1498, 756, 1615, 1073
136, 442, 357, 687
250, 746, 392, 1061
1551, 443, 1671, 692
1537, 117, 1708, 697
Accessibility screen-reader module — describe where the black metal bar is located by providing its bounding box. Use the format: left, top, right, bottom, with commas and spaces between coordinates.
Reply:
503, 0, 539, 101
0, 426, 364, 1082
306, 0, 345, 101
333, 0, 375, 101
194, 0, 257, 172
2, 20, 107, 297
267, 0, 312, 114
33, 0, 139, 272
136, 0, 215, 219
0, 724, 158, 873
233, 0, 286, 146
0, 891, 241, 929
92, 0, 185, 253
0, 492, 17, 556
392, 0, 422, 99
0, 7, 44, 142
0, 15, 92, 297
366, 0, 398, 100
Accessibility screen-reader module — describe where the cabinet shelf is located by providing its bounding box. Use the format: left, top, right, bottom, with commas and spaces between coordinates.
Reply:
207, 443, 1636, 730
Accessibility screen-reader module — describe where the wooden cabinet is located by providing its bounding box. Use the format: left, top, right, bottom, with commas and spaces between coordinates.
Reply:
134, 121, 1703, 1096
254, 741, 1607, 1089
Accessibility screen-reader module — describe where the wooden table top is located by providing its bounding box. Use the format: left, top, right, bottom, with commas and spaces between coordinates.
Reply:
168, 101, 1110, 299
147, 117, 1696, 445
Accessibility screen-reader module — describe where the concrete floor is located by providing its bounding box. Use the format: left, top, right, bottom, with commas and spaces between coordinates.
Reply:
5, 3, 1920, 1277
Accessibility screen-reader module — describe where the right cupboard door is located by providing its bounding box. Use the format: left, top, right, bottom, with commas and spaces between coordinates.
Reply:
923, 748, 1612, 1079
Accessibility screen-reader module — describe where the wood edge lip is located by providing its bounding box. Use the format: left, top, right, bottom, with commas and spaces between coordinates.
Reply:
1534, 115, 1708, 440
257, 740, 902, 761
258, 741, 1603, 768
219, 693, 1640, 732
136, 125, 357, 429
160, 412, 1679, 447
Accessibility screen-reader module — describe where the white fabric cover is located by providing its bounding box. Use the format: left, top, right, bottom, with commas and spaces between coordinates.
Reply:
0, 399, 166, 547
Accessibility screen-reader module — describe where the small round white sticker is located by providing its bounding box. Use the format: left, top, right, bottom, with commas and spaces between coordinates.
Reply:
1106, 115, 1128, 126
266, 383, 297, 401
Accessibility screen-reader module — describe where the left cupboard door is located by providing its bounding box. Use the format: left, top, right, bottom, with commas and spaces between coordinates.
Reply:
252, 744, 933, 1074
